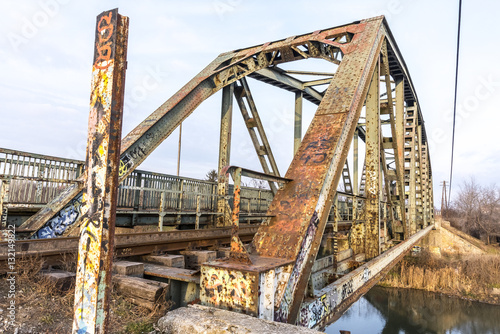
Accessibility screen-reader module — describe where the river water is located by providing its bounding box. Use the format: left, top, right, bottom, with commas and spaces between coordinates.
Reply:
325, 286, 500, 334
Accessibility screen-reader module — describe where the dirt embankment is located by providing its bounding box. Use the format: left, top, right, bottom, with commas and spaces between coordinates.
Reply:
379, 245, 500, 305
0, 256, 164, 334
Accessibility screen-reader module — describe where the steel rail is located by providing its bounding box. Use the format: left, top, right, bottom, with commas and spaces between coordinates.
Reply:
0, 225, 258, 273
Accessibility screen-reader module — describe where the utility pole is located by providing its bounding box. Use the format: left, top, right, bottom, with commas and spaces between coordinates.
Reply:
177, 123, 182, 176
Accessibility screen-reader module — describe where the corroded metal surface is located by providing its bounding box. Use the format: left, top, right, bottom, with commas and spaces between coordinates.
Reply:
10, 12, 437, 331
228, 167, 251, 264
252, 17, 385, 324
216, 84, 233, 227
200, 256, 293, 317
0, 226, 259, 270
234, 77, 280, 194
297, 225, 433, 329
201, 265, 260, 316
21, 17, 376, 239
364, 58, 380, 259
73, 9, 128, 334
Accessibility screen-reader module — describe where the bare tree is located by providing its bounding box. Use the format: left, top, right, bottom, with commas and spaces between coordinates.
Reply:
250, 178, 269, 190
453, 177, 500, 243
205, 169, 218, 183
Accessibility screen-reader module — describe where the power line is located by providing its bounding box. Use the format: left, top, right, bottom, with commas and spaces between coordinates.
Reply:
448, 0, 462, 207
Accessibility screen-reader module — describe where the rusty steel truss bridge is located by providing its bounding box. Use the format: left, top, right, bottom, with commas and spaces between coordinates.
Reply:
0, 12, 434, 332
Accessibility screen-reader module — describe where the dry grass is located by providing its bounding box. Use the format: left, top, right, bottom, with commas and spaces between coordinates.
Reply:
379, 250, 500, 304
0, 255, 167, 334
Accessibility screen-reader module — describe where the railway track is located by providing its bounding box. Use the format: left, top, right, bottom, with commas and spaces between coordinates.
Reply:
0, 225, 258, 273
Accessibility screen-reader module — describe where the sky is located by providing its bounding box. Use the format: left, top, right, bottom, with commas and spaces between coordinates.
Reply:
0, 0, 499, 208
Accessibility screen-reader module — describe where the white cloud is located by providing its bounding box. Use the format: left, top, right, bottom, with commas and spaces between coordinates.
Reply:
0, 0, 499, 201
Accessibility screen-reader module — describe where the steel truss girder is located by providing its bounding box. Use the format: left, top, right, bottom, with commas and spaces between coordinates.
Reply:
17, 13, 435, 330
22, 18, 366, 238
233, 77, 280, 194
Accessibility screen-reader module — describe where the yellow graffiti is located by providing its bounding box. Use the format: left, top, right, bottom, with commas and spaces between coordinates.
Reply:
119, 159, 128, 177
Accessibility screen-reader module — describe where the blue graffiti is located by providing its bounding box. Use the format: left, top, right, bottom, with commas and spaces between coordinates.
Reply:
35, 195, 84, 239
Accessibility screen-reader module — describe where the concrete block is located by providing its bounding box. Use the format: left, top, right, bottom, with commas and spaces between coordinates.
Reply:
112, 261, 144, 277
180, 250, 216, 270
41, 270, 75, 291
156, 304, 324, 334
143, 254, 185, 268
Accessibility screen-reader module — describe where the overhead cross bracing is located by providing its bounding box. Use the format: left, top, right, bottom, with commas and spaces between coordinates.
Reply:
10, 15, 434, 329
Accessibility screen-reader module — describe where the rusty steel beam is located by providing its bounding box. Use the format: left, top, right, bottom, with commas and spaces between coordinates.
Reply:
217, 84, 234, 227
227, 167, 252, 264
380, 41, 405, 235
250, 68, 324, 104
298, 224, 433, 329
0, 226, 258, 265
294, 92, 303, 156
405, 105, 417, 235
73, 9, 128, 334
416, 124, 423, 228
364, 59, 381, 259
22, 17, 355, 238
234, 77, 280, 194
395, 76, 408, 238
251, 17, 386, 324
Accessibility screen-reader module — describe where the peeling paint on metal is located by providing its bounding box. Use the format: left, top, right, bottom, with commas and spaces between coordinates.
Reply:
72, 9, 128, 334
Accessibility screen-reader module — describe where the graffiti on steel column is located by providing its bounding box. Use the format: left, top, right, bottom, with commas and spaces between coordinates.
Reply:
118, 131, 157, 178
341, 279, 354, 300
94, 12, 114, 69
118, 154, 131, 177
74, 7, 121, 332
275, 211, 320, 322
298, 293, 333, 328
299, 136, 334, 165
35, 195, 84, 239
362, 267, 371, 282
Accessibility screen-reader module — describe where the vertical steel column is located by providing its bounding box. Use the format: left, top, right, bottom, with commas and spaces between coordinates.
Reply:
234, 78, 280, 194
353, 130, 359, 195
353, 130, 359, 221
406, 106, 417, 235
395, 77, 408, 239
133, 172, 143, 210
229, 167, 251, 264
195, 194, 200, 230
35, 165, 44, 203
217, 84, 233, 227
364, 59, 380, 259
294, 92, 303, 156
158, 192, 166, 231
176, 180, 184, 226
73, 9, 128, 334
177, 123, 182, 176
416, 124, 423, 229
380, 43, 403, 239
421, 144, 429, 227
429, 175, 435, 222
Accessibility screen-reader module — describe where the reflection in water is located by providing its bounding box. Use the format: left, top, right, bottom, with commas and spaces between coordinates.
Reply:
325, 286, 500, 334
